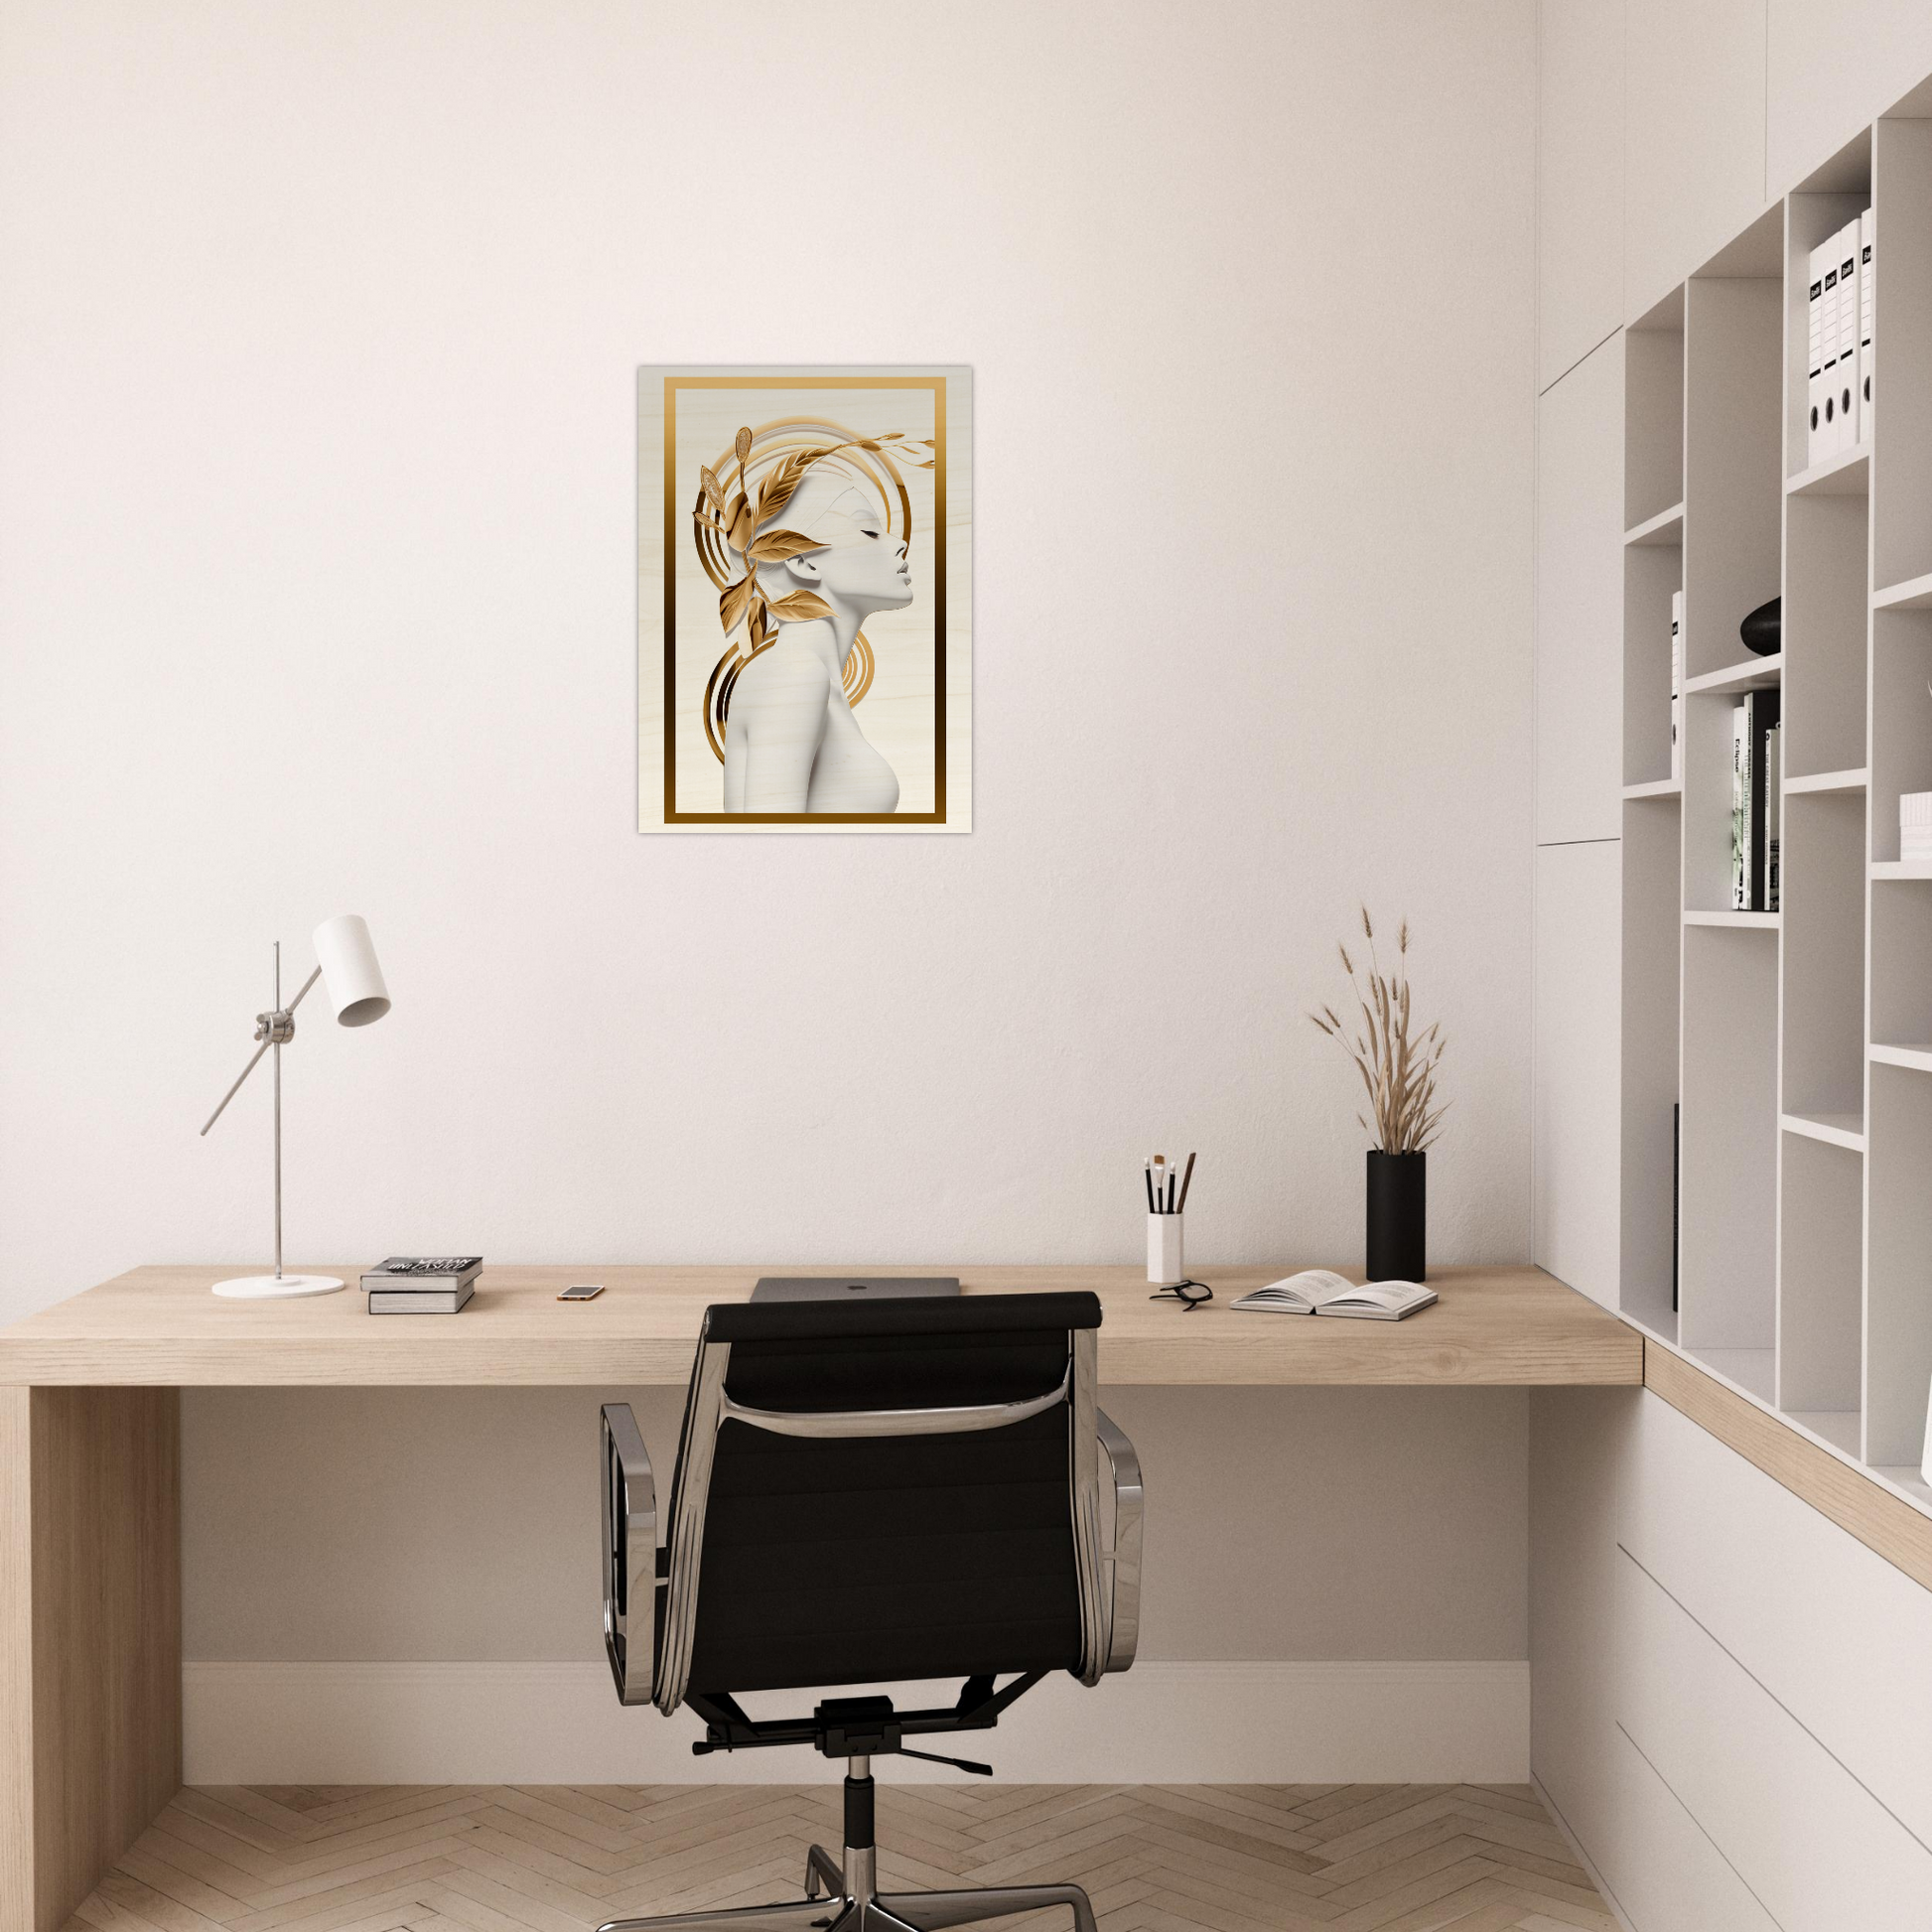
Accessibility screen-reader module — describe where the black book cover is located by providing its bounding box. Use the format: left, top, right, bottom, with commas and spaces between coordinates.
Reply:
1746, 688, 1781, 909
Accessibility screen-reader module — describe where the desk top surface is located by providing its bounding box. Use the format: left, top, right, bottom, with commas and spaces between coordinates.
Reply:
0, 1263, 1640, 1387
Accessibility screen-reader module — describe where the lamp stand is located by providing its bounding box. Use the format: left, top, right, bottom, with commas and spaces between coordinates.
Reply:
206, 941, 345, 1300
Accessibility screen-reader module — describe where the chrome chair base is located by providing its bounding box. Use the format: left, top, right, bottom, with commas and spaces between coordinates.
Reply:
596, 1844, 1098, 1932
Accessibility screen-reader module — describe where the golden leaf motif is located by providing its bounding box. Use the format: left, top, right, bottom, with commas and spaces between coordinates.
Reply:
767, 589, 833, 621
748, 603, 770, 652
719, 575, 756, 634
699, 465, 725, 513
747, 528, 823, 563
735, 426, 753, 469
726, 492, 757, 554
757, 451, 814, 524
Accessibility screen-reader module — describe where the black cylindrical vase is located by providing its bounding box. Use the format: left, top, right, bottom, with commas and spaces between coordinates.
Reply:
1366, 1150, 1426, 1282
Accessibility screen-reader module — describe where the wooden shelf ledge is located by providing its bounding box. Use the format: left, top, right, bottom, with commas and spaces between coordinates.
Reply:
1622, 776, 1682, 800
1645, 1340, 1932, 1592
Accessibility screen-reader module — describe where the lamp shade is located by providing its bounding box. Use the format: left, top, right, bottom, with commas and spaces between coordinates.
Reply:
312, 914, 390, 1028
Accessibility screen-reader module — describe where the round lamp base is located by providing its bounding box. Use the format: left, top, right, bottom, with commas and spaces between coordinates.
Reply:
211, 1274, 345, 1300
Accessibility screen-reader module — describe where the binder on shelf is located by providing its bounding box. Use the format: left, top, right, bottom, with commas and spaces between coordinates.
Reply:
1807, 239, 1829, 467
1670, 590, 1683, 781
1765, 720, 1782, 912
1836, 219, 1861, 456
1860, 207, 1874, 444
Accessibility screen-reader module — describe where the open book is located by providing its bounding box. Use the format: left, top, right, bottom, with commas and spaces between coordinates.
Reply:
1230, 1270, 1438, 1320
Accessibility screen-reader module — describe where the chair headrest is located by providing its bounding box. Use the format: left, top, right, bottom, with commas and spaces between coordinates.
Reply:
700, 1290, 1102, 1345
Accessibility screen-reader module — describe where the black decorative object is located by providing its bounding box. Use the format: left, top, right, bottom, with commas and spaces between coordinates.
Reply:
1740, 595, 1781, 657
1366, 1150, 1427, 1282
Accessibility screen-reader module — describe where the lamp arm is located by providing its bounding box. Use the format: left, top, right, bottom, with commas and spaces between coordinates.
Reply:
200, 1039, 271, 1137
198, 966, 323, 1137
285, 964, 324, 1015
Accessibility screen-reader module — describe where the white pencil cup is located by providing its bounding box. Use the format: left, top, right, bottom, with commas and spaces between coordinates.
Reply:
1148, 1213, 1184, 1286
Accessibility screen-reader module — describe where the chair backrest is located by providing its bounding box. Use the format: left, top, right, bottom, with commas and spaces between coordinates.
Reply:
652, 1291, 1107, 1713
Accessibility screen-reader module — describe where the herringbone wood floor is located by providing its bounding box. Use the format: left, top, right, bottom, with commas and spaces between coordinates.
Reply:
65, 1784, 1617, 1932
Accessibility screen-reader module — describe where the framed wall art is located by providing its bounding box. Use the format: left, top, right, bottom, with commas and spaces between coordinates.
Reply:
637, 365, 972, 833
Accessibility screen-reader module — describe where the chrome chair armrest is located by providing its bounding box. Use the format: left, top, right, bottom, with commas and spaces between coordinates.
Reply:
1094, 1407, 1143, 1673
601, 1403, 658, 1707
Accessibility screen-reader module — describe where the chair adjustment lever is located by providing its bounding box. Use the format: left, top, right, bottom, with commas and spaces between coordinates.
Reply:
895, 1746, 993, 1776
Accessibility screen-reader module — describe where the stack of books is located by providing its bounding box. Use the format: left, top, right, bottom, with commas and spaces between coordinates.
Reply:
361, 1256, 483, 1313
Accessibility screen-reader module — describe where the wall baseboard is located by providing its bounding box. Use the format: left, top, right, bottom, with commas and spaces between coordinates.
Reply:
183, 1659, 1528, 1785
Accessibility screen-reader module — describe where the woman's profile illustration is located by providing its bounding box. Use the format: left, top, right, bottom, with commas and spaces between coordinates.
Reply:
693, 421, 933, 814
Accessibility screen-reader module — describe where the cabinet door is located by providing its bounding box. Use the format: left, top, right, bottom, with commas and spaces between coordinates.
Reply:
1537, 336, 1624, 846
1538, 0, 1624, 389
1534, 839, 1621, 1308
1625, 0, 1769, 317
1768, 0, 1932, 195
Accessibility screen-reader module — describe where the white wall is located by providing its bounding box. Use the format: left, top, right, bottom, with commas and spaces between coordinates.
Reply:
0, 0, 1539, 1765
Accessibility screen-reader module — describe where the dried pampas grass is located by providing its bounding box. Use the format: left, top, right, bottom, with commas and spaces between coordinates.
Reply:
1310, 907, 1449, 1154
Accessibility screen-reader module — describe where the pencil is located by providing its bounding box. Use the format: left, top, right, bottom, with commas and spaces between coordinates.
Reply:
1176, 1151, 1197, 1213
1144, 1163, 1157, 1213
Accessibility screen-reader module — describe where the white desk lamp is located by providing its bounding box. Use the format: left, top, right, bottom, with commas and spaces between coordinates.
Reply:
200, 913, 391, 1299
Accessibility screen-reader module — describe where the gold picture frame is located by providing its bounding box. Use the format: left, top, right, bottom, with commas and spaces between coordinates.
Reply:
637, 366, 973, 833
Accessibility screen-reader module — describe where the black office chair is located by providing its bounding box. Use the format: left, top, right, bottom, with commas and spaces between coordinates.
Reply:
597, 1291, 1143, 1932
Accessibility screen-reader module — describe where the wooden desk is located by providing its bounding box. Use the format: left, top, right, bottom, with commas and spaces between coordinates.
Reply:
0, 1263, 1634, 1932
0, 1261, 1637, 1387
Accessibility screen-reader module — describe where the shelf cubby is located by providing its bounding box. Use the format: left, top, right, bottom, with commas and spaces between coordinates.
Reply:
1619, 792, 1683, 1341
1683, 248, 1782, 684
1781, 791, 1865, 1119
1625, 288, 1684, 532
1784, 494, 1868, 777
1869, 607, 1932, 861
1777, 1132, 1863, 1427
1678, 925, 1778, 1362
1872, 115, 1932, 594
1623, 538, 1682, 788
1869, 873, 1932, 1050
1786, 174, 1870, 483
1867, 1062, 1932, 1465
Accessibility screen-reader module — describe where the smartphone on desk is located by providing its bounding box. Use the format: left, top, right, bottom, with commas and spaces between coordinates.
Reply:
558, 1283, 605, 1302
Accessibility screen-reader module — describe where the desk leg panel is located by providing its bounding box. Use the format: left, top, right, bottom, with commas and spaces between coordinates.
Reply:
0, 1387, 182, 1932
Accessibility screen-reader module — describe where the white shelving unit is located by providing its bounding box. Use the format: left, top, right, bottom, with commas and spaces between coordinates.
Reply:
1619, 108, 1932, 1514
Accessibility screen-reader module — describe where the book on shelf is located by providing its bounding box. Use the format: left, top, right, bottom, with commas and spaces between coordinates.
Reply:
1730, 703, 1749, 907
1670, 590, 1683, 781
369, 1282, 475, 1315
360, 1256, 483, 1292
1901, 791, 1932, 862
1671, 1101, 1680, 1316
1728, 692, 1781, 910
1229, 1270, 1437, 1320
1765, 720, 1781, 912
